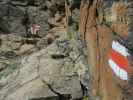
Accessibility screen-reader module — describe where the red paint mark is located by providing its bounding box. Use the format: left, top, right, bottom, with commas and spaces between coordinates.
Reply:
31, 24, 40, 34
108, 49, 130, 72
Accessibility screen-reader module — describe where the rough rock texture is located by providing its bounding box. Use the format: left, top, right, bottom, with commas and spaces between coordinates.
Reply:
0, 0, 88, 100
79, 0, 133, 100
1, 0, 133, 100
0, 0, 69, 63
0, 31, 89, 100
0, 1, 86, 99
0, 0, 66, 36
0, 0, 81, 57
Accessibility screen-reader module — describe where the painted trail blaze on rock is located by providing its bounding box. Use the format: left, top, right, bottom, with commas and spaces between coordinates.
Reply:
108, 41, 130, 80
31, 24, 40, 35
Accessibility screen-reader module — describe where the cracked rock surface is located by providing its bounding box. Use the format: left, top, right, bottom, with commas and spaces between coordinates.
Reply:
0, 32, 89, 100
0, 0, 89, 100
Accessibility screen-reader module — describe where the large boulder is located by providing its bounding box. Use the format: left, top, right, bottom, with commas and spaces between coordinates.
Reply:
0, 32, 89, 100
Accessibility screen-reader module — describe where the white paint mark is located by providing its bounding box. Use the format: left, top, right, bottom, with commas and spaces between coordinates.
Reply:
112, 41, 129, 57
31, 24, 40, 35
108, 59, 128, 80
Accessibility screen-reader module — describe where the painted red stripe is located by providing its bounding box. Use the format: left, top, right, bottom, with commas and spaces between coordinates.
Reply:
33, 25, 40, 33
109, 49, 130, 72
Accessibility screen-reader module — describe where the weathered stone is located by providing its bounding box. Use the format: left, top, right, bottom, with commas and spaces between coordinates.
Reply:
16, 44, 34, 55
38, 43, 82, 99
0, 0, 94, 100
0, 0, 67, 36
5, 79, 56, 100
0, 31, 90, 100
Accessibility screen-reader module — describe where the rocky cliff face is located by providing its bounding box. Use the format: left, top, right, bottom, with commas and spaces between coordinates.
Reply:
0, 0, 66, 36
0, 0, 86, 100
0, 0, 68, 58
80, 0, 133, 100
0, 0, 133, 100
0, 32, 89, 100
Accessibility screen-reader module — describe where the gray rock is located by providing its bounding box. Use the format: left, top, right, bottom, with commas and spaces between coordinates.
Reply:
38, 43, 82, 99
0, 3, 25, 34
5, 79, 57, 100
0, 0, 65, 35
26, 6, 50, 36
0, 1, 91, 100
0, 32, 90, 100
11, 0, 28, 6
9, 18, 26, 36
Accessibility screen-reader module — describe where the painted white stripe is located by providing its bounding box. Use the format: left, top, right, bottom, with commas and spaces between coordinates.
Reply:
112, 41, 129, 57
30, 27, 34, 34
30, 25, 40, 35
108, 59, 128, 80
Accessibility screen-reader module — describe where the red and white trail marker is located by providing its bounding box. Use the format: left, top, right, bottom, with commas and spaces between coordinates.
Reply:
108, 41, 130, 80
30, 24, 40, 35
